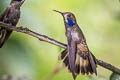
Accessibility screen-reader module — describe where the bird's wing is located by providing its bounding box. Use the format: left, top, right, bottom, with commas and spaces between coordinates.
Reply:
66, 31, 77, 79
76, 39, 97, 75
0, 7, 11, 48
0, 7, 10, 21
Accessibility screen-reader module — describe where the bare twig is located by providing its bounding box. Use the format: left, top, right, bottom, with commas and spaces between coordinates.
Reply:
0, 22, 66, 48
0, 21, 120, 75
0, 74, 29, 80
96, 59, 120, 74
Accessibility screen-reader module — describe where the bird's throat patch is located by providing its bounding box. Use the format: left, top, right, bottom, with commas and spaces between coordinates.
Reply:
68, 19, 75, 26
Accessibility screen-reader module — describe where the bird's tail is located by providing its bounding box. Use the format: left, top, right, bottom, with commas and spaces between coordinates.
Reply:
0, 28, 12, 48
75, 50, 97, 75
58, 48, 97, 78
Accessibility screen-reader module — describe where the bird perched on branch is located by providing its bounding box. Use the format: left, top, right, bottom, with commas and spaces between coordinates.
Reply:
54, 10, 97, 80
0, 0, 25, 48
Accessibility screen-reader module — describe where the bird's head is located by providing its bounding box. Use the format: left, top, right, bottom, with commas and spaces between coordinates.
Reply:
54, 10, 77, 27
10, 0, 25, 7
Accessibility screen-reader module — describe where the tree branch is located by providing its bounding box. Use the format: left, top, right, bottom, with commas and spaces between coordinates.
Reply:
0, 21, 120, 75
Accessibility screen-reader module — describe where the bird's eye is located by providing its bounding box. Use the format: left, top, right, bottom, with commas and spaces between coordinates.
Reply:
68, 14, 71, 17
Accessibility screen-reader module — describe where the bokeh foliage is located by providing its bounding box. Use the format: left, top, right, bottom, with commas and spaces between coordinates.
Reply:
0, 0, 120, 80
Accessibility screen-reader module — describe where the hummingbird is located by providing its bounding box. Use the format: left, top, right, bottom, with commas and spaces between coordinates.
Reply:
54, 10, 97, 80
0, 0, 25, 48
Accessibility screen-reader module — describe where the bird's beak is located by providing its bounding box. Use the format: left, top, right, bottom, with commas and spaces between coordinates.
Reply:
53, 10, 63, 15
19, 0, 25, 6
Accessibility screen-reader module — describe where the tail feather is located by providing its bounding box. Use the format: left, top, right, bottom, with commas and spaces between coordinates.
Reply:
88, 51, 97, 75
72, 72, 76, 80
63, 56, 69, 66
87, 63, 93, 74
59, 49, 97, 79
83, 60, 88, 74
0, 28, 12, 48
58, 48, 68, 60
75, 64, 80, 74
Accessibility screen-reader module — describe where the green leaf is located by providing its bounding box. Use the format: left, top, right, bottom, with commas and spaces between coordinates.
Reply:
110, 73, 120, 80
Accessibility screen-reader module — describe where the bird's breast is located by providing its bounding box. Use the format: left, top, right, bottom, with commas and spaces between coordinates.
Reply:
71, 31, 80, 41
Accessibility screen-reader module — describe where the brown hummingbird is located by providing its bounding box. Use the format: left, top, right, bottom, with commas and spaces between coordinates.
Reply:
0, 0, 25, 48
54, 10, 97, 80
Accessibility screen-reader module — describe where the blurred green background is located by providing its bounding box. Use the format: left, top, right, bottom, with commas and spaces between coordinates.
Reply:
0, 0, 120, 80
